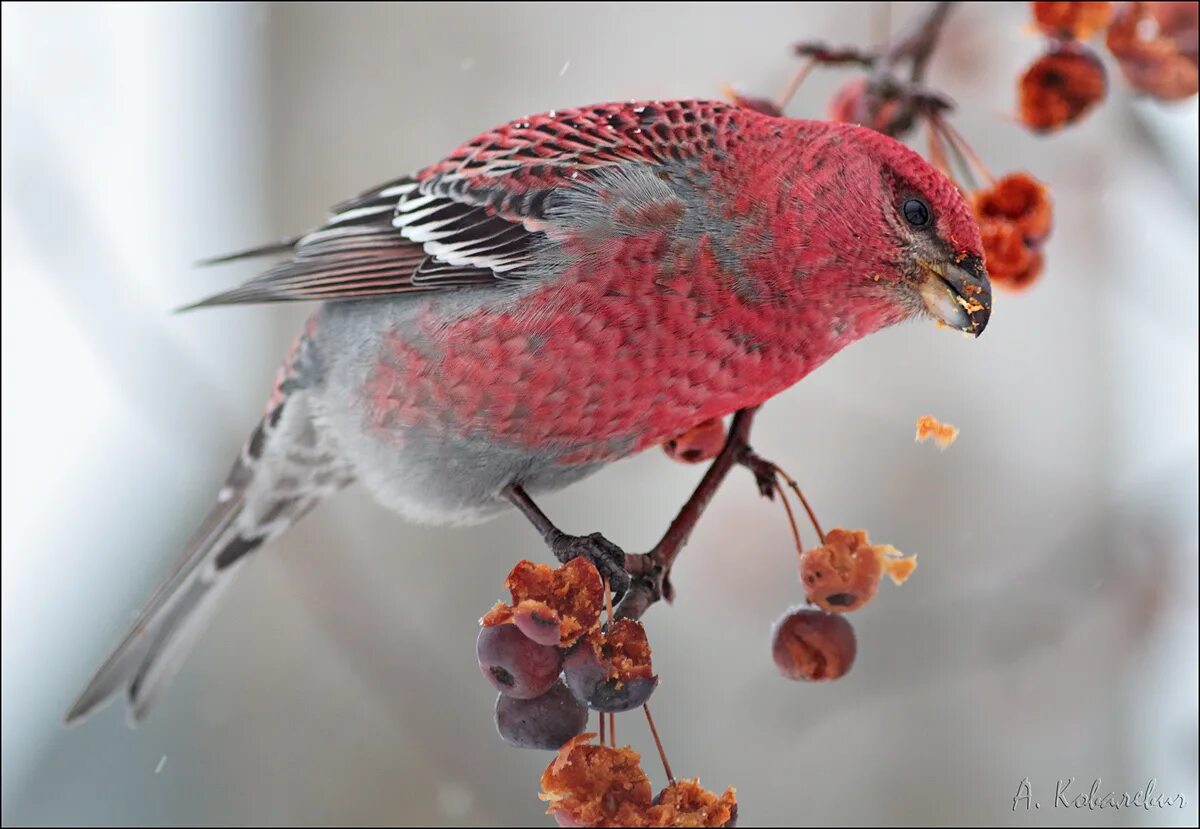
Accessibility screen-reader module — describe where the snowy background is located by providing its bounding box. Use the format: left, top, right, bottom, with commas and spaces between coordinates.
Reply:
3, 2, 1197, 825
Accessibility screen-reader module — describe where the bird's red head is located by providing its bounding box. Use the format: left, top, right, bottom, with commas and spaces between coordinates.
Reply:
722, 115, 992, 339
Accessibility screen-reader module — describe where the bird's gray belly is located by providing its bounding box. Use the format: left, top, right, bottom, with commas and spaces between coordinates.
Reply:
309, 294, 606, 526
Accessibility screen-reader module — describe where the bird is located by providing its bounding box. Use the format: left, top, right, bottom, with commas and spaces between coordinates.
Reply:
65, 99, 990, 724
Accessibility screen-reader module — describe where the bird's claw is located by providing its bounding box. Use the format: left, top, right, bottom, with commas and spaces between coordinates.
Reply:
549, 530, 630, 600
738, 446, 778, 500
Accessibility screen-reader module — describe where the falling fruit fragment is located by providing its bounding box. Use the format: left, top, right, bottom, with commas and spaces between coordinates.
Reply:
915, 415, 959, 449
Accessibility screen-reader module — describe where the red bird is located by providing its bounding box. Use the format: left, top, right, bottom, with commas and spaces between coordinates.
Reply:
67, 99, 990, 722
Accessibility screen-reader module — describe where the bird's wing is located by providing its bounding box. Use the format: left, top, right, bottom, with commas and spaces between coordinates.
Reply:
183, 100, 738, 308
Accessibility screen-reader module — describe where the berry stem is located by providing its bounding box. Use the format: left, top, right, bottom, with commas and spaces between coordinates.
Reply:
643, 703, 675, 785
775, 58, 817, 112
925, 116, 951, 178
938, 116, 994, 186
871, 1, 893, 50
603, 577, 616, 748
774, 477, 805, 554
769, 463, 826, 546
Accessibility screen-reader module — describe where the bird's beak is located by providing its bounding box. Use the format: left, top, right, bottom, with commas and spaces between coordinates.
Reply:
917, 254, 991, 337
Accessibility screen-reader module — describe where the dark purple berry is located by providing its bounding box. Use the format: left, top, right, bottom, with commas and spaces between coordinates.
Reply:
477, 623, 562, 699
563, 620, 657, 712
494, 682, 588, 750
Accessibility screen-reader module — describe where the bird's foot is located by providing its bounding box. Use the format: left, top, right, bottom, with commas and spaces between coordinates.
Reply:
547, 530, 630, 600
737, 445, 779, 500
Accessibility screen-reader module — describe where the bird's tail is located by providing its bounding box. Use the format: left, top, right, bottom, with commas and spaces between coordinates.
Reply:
66, 352, 353, 723
64, 482, 262, 724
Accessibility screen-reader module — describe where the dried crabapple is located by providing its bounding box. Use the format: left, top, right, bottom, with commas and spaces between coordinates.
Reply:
482, 557, 603, 648
652, 780, 739, 828
1030, 1, 1115, 40
663, 418, 726, 464
477, 623, 563, 699
1106, 1, 1199, 100
564, 619, 658, 712
771, 606, 857, 681
495, 681, 589, 750
540, 734, 738, 828
972, 172, 1053, 245
540, 733, 654, 827
826, 76, 901, 132
799, 527, 917, 613
915, 414, 960, 449
971, 172, 1052, 292
978, 218, 1046, 291
1018, 41, 1108, 132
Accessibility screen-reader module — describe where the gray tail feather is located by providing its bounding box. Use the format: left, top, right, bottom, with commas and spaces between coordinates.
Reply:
65, 492, 263, 725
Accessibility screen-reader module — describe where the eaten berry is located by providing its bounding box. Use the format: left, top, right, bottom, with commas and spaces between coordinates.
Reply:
653, 780, 739, 828
663, 418, 726, 464
799, 527, 916, 613
477, 623, 563, 699
1106, 1, 1199, 100
482, 558, 604, 648
771, 607, 857, 681
540, 734, 654, 827
564, 620, 658, 712
1018, 42, 1108, 133
827, 76, 902, 133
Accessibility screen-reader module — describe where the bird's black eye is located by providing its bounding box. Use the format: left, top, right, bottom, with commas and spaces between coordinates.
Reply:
903, 198, 930, 227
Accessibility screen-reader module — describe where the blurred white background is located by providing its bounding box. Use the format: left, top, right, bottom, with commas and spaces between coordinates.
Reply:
2, 2, 1197, 825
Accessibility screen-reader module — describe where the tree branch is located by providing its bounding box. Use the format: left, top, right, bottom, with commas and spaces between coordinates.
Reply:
792, 1, 958, 138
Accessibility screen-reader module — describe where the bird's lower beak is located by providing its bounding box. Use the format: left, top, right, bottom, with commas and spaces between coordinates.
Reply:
917, 254, 991, 337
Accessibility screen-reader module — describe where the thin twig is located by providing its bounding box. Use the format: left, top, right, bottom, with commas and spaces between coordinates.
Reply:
775, 58, 816, 112
603, 577, 616, 747
643, 704, 675, 785
774, 478, 805, 553
938, 116, 994, 185
770, 463, 826, 545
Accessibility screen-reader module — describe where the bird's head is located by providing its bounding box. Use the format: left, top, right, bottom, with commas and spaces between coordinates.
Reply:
777, 121, 992, 338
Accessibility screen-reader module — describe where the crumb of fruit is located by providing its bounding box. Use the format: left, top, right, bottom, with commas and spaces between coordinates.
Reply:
915, 415, 959, 449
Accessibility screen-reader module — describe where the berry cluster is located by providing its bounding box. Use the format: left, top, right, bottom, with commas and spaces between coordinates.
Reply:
1020, 1, 1198, 133
756, 461, 917, 683
725, 2, 1196, 298
478, 557, 736, 825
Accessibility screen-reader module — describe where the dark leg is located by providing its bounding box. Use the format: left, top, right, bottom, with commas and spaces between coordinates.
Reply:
737, 445, 781, 500
502, 484, 630, 597
616, 406, 769, 619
